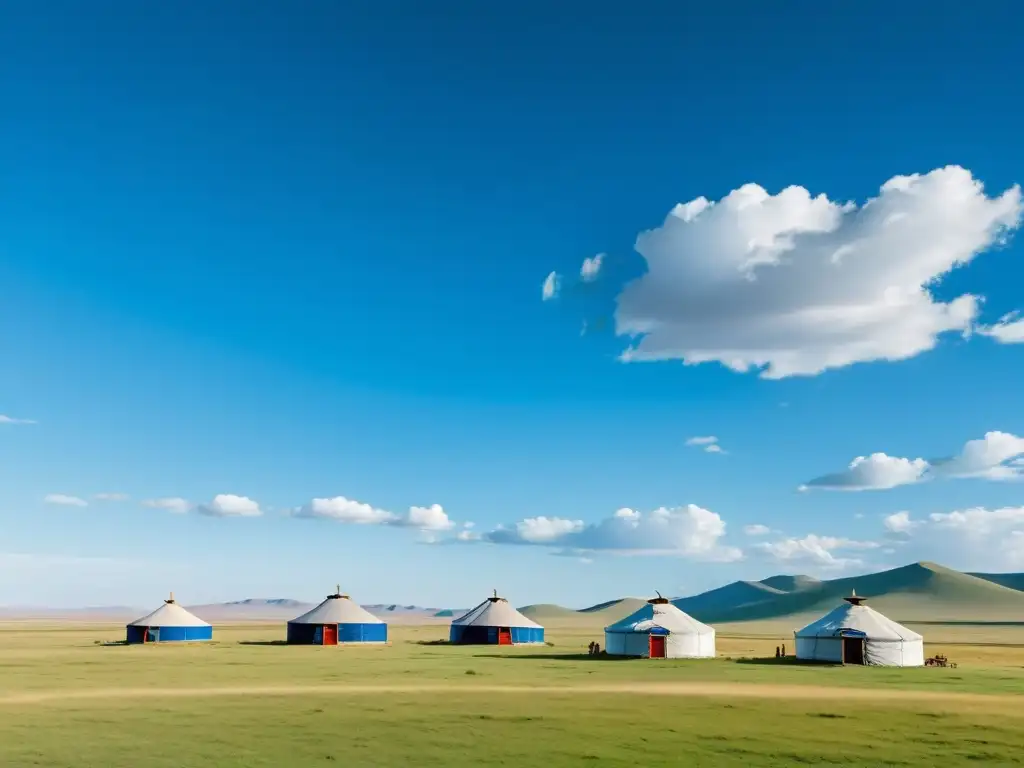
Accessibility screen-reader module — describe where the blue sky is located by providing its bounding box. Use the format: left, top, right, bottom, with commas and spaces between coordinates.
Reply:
3, 1, 1024, 608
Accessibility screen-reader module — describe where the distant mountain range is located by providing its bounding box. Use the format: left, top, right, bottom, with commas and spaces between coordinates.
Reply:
3, 562, 1022, 625
516, 562, 1024, 625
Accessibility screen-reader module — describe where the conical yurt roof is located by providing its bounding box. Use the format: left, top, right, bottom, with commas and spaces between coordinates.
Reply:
128, 593, 210, 627
452, 591, 541, 629
605, 595, 714, 635
289, 587, 383, 625
794, 593, 921, 641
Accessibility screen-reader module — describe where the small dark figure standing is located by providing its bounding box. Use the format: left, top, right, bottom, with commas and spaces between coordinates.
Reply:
588, 641, 596, 656
775, 646, 780, 658
781, 643, 786, 657
595, 643, 601, 655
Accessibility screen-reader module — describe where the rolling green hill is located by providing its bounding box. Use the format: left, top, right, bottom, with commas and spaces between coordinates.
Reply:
676, 562, 1024, 624
969, 572, 1024, 592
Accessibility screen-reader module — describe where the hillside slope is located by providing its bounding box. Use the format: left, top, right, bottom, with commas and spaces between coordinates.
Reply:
675, 580, 784, 617
679, 562, 1024, 624
969, 572, 1024, 592
518, 598, 646, 624
758, 575, 821, 593
518, 603, 579, 621
578, 597, 648, 618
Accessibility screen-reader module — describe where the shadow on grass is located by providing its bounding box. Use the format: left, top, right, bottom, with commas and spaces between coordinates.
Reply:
473, 653, 633, 662
97, 641, 128, 647
414, 639, 452, 646
238, 640, 289, 646
734, 656, 831, 667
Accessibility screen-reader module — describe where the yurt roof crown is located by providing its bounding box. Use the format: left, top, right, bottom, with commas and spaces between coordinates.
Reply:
326, 584, 350, 600
844, 589, 866, 606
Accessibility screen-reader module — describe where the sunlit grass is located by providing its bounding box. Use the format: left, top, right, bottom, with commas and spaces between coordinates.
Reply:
1, 621, 1024, 766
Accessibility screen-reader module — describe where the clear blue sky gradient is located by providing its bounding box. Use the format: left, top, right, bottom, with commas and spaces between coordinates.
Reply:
2, 1, 1023, 607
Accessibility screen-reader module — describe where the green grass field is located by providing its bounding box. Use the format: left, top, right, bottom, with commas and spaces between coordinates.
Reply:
3, 620, 1024, 766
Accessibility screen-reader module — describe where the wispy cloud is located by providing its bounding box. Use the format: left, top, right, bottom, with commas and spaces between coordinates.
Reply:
0, 415, 36, 425
94, 493, 129, 502
755, 534, 880, 570
143, 497, 192, 514
685, 435, 727, 454
43, 494, 87, 508
541, 271, 561, 301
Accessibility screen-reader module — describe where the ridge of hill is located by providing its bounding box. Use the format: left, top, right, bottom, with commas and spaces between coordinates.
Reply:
677, 562, 1024, 624
969, 572, 1024, 591
578, 597, 649, 617
518, 598, 647, 623
676, 580, 785, 617
758, 574, 821, 593
518, 603, 579, 620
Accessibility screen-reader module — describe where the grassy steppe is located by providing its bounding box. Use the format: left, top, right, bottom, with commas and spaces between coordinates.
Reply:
2, 621, 1024, 766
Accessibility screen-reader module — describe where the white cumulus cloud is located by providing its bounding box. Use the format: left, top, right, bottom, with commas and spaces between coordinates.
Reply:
396, 503, 456, 532
882, 510, 921, 535
542, 271, 560, 301
294, 496, 394, 524
481, 504, 742, 560
928, 431, 1024, 480
743, 524, 771, 536
979, 311, 1024, 344
94, 493, 129, 501
294, 497, 459, 532
877, 506, 1024, 570
143, 497, 192, 514
801, 453, 929, 491
613, 166, 1022, 378
197, 494, 262, 517
488, 516, 585, 544
43, 494, 87, 507
580, 253, 604, 282
803, 431, 1024, 491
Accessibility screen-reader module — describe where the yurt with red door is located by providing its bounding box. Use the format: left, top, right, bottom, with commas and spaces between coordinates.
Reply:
286, 586, 387, 645
449, 590, 544, 645
794, 591, 924, 666
604, 594, 715, 658
125, 593, 213, 644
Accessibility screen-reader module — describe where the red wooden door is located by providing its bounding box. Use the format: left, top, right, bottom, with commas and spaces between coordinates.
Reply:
497, 628, 512, 645
322, 625, 338, 646
649, 635, 666, 658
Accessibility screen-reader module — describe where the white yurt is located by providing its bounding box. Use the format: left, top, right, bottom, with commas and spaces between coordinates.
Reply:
794, 591, 924, 666
126, 593, 212, 643
287, 586, 387, 645
449, 590, 544, 645
604, 595, 716, 658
